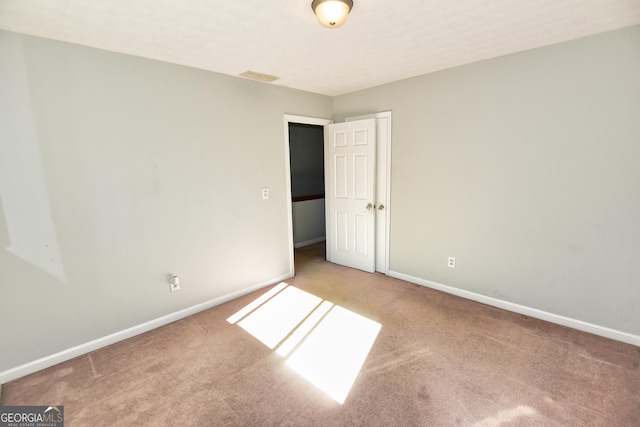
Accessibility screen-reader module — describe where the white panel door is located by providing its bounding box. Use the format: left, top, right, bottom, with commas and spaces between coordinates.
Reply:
325, 119, 376, 272
346, 111, 392, 273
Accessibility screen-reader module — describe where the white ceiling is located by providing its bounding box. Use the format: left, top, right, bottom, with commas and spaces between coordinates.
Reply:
1, 0, 640, 96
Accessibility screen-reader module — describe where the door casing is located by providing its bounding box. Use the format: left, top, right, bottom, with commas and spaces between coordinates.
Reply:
284, 115, 332, 277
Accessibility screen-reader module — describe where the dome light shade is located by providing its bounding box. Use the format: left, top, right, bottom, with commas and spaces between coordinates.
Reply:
312, 0, 353, 28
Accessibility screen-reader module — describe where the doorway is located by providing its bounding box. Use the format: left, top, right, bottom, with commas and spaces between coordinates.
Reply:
283, 113, 391, 276
288, 122, 326, 249
284, 115, 332, 276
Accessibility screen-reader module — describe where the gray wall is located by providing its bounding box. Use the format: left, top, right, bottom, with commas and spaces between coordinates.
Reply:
0, 31, 332, 372
292, 199, 326, 247
333, 25, 640, 336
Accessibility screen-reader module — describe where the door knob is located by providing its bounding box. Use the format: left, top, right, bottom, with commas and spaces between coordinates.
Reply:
378, 204, 385, 211
366, 203, 373, 211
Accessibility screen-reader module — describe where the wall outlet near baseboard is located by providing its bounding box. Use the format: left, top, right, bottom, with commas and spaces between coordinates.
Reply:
448, 257, 455, 268
170, 275, 180, 292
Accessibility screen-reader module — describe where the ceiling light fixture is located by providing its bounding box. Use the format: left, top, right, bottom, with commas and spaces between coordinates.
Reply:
311, 0, 353, 29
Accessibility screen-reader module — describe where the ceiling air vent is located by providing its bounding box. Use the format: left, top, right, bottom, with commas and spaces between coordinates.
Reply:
239, 70, 280, 83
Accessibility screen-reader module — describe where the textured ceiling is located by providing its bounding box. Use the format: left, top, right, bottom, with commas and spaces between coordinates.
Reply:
1, 0, 640, 96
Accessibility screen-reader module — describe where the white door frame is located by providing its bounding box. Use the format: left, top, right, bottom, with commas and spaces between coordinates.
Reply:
283, 115, 332, 277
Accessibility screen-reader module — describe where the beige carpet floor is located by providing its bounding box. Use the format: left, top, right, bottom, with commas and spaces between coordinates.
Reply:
2, 242, 639, 426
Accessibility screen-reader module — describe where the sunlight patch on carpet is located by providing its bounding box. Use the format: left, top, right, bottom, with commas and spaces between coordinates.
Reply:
276, 300, 334, 357
226, 282, 288, 324
235, 285, 321, 349
227, 283, 381, 404
285, 305, 381, 404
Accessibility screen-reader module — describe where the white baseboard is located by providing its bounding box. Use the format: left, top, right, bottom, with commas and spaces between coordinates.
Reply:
5, 270, 637, 384
387, 270, 640, 347
0, 273, 293, 384
294, 237, 326, 248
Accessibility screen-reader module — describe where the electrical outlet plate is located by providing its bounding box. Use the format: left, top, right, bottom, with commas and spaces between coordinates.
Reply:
448, 257, 455, 268
170, 275, 180, 292
262, 188, 269, 200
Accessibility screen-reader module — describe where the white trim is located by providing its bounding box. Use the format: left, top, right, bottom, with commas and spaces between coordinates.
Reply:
294, 237, 326, 248
283, 114, 332, 277
387, 270, 640, 346
346, 111, 392, 274
0, 273, 292, 384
